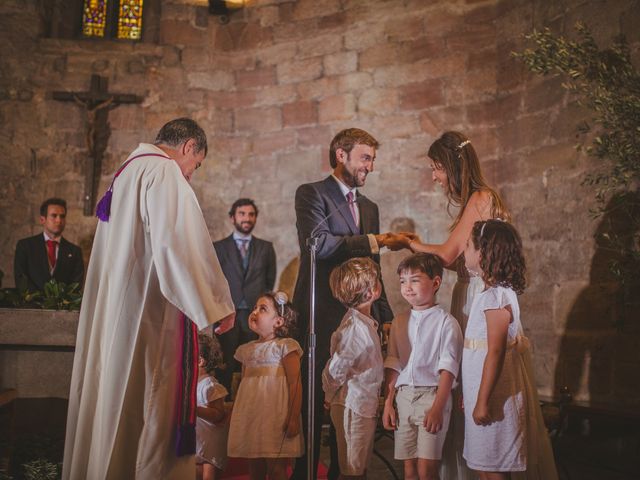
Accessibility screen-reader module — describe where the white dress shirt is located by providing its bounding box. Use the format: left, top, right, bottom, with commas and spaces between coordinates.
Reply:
322, 308, 384, 418
384, 305, 463, 387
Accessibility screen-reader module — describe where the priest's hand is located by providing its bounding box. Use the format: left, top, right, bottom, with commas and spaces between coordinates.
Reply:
214, 312, 235, 335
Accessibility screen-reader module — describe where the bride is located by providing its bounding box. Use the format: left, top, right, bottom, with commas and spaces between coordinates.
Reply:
386, 131, 510, 480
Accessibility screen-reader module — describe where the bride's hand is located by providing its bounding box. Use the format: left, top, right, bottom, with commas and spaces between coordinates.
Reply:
399, 232, 421, 242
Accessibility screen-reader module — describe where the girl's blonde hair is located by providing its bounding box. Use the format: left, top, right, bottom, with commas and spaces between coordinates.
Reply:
428, 131, 510, 230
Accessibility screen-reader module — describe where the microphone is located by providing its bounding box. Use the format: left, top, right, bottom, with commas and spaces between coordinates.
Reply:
309, 195, 360, 240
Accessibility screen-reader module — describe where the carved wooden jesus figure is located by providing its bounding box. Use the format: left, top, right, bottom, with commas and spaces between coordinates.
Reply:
52, 74, 142, 215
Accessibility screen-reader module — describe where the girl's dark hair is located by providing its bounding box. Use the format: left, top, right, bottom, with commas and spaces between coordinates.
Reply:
428, 131, 510, 230
261, 292, 298, 338
471, 220, 526, 294
198, 333, 224, 375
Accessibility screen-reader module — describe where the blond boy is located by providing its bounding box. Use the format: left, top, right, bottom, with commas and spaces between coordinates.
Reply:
322, 257, 385, 479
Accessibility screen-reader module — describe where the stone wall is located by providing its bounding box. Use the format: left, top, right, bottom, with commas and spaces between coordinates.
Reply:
1, 0, 638, 404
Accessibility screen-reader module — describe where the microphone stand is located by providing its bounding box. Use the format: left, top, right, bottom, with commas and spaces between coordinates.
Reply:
306, 235, 318, 480
304, 196, 358, 480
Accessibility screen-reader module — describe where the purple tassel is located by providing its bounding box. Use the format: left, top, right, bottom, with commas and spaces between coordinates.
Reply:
175, 423, 196, 457
95, 189, 113, 222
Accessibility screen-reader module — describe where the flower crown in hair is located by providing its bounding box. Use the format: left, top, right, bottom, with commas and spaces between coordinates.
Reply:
458, 139, 471, 149
274, 291, 288, 316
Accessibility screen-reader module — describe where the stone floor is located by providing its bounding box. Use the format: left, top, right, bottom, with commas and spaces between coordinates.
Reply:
2, 399, 638, 480
318, 423, 639, 480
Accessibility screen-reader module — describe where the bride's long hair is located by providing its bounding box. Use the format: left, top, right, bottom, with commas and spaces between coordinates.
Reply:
428, 131, 510, 230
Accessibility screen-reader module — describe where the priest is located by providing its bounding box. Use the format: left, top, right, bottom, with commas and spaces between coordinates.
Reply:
62, 118, 235, 480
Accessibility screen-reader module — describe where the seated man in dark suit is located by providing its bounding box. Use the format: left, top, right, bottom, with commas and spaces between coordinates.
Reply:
213, 198, 277, 391
14, 198, 84, 292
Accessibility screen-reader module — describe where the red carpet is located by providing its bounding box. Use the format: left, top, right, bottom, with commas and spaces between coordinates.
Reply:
221, 458, 328, 479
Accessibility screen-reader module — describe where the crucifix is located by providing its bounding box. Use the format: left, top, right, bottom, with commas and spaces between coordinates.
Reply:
51, 74, 143, 216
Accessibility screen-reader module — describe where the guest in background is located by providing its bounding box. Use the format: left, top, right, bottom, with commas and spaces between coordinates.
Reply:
214, 198, 277, 392
14, 197, 84, 291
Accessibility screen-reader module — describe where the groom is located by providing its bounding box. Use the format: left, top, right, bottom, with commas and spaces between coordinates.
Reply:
291, 128, 394, 479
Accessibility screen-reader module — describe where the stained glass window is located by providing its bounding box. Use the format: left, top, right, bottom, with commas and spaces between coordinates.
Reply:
82, 0, 108, 38
117, 0, 144, 40
81, 0, 144, 41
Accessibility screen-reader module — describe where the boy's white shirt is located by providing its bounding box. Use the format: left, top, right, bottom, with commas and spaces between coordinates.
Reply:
384, 305, 463, 388
322, 308, 384, 418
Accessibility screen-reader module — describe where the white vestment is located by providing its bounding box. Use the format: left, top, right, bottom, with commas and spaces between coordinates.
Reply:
62, 143, 235, 480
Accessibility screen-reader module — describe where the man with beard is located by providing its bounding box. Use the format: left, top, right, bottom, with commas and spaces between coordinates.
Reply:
213, 198, 277, 391
291, 128, 394, 480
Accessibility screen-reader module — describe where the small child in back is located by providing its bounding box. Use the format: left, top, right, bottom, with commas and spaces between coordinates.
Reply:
382, 253, 463, 480
196, 333, 229, 480
462, 220, 557, 479
322, 257, 385, 479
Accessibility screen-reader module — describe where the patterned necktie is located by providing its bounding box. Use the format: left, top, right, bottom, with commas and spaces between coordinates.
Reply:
46, 239, 57, 270
346, 191, 358, 227
238, 239, 249, 271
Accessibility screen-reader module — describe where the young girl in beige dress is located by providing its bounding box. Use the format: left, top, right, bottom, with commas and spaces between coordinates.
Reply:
227, 292, 303, 480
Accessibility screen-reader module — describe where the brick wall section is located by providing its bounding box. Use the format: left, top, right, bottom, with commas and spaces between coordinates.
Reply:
0, 0, 638, 403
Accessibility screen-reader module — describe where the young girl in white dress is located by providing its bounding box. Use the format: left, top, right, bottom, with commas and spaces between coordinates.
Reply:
196, 333, 229, 480
227, 292, 304, 480
462, 220, 557, 480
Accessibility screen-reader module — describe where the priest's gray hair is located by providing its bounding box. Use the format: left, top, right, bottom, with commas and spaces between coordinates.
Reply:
155, 117, 208, 156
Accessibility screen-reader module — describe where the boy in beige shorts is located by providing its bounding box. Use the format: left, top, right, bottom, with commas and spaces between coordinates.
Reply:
322, 258, 385, 479
382, 253, 462, 480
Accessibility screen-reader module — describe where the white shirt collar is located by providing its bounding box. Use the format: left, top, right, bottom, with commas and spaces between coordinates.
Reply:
43, 232, 59, 243
331, 174, 357, 199
410, 304, 439, 319
349, 308, 378, 330
233, 231, 252, 242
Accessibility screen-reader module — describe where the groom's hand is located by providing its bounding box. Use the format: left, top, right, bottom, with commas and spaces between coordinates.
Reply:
375, 233, 389, 247
383, 233, 411, 251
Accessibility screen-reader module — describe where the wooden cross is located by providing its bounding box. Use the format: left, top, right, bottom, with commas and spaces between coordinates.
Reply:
51, 74, 143, 216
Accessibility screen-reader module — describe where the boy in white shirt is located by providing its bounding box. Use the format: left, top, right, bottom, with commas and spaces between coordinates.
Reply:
322, 257, 385, 479
382, 253, 463, 480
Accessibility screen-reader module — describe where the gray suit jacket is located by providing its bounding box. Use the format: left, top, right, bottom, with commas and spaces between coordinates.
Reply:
213, 234, 276, 310
292, 176, 393, 357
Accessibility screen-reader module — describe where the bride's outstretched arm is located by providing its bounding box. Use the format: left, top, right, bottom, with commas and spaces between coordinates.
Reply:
387, 191, 493, 267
